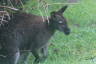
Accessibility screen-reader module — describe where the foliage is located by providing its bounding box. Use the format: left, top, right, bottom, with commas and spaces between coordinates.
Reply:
24, 0, 96, 64
1, 0, 96, 64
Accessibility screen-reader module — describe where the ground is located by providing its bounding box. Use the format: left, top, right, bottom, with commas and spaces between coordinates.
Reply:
23, 0, 96, 64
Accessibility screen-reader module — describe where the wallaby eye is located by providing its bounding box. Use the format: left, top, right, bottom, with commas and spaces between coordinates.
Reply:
58, 21, 63, 24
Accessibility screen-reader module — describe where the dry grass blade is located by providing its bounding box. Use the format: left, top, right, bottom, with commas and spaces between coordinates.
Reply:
0, 6, 19, 11
0, 11, 10, 26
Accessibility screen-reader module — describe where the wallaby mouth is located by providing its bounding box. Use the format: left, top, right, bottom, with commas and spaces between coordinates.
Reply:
64, 28, 70, 35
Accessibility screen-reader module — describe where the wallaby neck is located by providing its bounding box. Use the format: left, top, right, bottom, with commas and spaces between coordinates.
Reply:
45, 18, 56, 34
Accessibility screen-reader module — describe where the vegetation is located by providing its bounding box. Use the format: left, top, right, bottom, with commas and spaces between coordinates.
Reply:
1, 0, 96, 64
24, 0, 96, 64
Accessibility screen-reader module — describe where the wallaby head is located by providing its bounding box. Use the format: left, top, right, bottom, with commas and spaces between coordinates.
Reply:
49, 5, 70, 35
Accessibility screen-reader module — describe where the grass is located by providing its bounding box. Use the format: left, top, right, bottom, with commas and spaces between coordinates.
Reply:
24, 0, 96, 64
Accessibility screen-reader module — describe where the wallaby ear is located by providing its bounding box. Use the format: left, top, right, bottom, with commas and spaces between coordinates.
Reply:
58, 5, 68, 13
50, 11, 56, 17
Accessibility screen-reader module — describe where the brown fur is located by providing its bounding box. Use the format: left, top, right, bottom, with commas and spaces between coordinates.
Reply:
0, 6, 70, 64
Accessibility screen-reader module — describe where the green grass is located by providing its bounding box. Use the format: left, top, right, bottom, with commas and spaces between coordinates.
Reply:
24, 0, 96, 64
